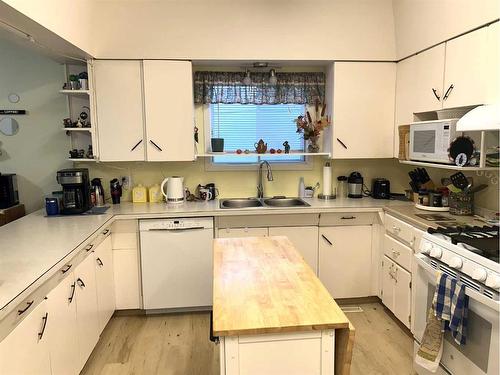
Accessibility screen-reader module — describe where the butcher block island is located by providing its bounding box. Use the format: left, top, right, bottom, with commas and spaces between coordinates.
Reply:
213, 236, 355, 375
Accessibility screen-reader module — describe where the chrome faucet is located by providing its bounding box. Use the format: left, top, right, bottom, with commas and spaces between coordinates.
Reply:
257, 161, 273, 198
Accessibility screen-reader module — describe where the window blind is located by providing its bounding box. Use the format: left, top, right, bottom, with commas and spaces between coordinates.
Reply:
210, 103, 306, 164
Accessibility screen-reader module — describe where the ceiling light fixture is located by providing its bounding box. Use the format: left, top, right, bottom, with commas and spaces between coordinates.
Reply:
243, 69, 252, 85
269, 69, 277, 85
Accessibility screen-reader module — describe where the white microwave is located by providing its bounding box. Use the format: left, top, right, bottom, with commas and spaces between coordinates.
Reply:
409, 119, 458, 164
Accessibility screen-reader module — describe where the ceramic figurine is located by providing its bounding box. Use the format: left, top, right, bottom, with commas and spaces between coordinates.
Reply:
236, 149, 243, 154
283, 141, 290, 154
244, 149, 250, 154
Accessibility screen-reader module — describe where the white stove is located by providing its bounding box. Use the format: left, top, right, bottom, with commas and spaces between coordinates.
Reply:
413, 225, 500, 375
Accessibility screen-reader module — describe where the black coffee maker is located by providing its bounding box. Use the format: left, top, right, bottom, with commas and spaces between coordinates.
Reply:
56, 168, 91, 214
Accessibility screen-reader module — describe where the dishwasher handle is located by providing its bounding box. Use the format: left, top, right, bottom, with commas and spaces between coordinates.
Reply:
147, 226, 207, 232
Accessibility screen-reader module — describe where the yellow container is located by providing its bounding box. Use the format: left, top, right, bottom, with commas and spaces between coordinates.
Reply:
132, 184, 148, 203
148, 184, 162, 203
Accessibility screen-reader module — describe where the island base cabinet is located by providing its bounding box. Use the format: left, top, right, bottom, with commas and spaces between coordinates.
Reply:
0, 300, 51, 375
220, 330, 335, 375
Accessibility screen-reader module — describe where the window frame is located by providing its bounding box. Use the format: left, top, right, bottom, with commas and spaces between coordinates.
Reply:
202, 104, 314, 172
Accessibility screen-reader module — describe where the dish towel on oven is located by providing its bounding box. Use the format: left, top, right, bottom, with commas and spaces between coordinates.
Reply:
415, 272, 469, 372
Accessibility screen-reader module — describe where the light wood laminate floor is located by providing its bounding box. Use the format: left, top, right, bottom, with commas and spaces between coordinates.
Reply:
82, 303, 413, 375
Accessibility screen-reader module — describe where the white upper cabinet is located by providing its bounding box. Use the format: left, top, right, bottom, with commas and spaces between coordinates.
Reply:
94, 60, 146, 161
329, 62, 396, 159
486, 22, 499, 104
395, 44, 445, 127
443, 27, 489, 109
143, 60, 195, 161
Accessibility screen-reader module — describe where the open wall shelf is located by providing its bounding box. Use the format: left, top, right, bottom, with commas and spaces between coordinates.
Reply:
399, 160, 498, 171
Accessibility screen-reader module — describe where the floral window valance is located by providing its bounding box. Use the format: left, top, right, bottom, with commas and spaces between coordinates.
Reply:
193, 71, 325, 105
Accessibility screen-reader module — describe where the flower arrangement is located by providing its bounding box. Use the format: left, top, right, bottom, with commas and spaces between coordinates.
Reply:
295, 99, 330, 152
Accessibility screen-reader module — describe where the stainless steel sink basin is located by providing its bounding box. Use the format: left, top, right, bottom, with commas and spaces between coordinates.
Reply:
220, 198, 263, 209
263, 197, 310, 207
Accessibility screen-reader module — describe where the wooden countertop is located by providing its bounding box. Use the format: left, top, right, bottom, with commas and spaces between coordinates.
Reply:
212, 236, 351, 337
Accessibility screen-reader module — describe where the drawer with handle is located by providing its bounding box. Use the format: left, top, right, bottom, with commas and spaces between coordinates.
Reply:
384, 234, 412, 271
319, 212, 377, 226
384, 214, 415, 246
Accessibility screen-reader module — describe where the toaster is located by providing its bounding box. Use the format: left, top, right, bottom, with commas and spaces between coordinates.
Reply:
372, 178, 390, 199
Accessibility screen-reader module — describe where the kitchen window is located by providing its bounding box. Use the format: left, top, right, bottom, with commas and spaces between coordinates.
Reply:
207, 103, 307, 167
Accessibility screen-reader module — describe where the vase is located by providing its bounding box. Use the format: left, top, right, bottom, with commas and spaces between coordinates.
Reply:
307, 136, 320, 153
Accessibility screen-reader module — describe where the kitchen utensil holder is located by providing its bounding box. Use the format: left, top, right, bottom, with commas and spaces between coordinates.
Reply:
449, 191, 474, 216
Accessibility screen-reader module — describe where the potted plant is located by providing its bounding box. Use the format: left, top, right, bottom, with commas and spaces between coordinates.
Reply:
78, 71, 88, 90
295, 99, 330, 153
69, 74, 80, 90
211, 121, 224, 153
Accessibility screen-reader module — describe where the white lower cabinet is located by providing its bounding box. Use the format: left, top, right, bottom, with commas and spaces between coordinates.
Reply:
94, 236, 115, 333
74, 252, 100, 371
382, 255, 412, 329
217, 227, 268, 238
45, 273, 80, 375
318, 225, 373, 298
268, 226, 319, 274
113, 249, 142, 309
0, 300, 51, 375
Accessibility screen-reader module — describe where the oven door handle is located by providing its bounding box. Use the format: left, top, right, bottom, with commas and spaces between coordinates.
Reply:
415, 254, 500, 312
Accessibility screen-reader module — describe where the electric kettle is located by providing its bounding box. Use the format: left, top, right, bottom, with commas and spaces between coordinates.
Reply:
160, 176, 185, 204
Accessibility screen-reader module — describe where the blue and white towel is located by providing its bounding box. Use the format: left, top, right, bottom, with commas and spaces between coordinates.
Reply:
433, 272, 469, 345
416, 272, 469, 372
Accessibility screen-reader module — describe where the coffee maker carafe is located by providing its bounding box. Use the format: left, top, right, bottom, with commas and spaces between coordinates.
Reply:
56, 168, 91, 214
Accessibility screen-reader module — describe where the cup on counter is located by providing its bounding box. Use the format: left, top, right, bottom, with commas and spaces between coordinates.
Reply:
199, 188, 213, 201
45, 197, 59, 216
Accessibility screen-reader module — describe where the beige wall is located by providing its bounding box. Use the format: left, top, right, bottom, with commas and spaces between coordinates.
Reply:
393, 0, 500, 59
89, 0, 396, 60
0, 36, 70, 213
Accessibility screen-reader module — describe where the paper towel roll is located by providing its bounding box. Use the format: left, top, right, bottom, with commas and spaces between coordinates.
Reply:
322, 163, 332, 196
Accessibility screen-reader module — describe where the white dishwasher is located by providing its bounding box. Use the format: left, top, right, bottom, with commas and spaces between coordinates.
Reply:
140, 217, 214, 310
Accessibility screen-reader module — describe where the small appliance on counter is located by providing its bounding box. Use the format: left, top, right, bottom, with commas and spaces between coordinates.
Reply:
0, 173, 19, 209
56, 168, 91, 214
372, 178, 391, 199
160, 176, 185, 204
347, 172, 363, 198
110, 178, 122, 204
91, 178, 105, 206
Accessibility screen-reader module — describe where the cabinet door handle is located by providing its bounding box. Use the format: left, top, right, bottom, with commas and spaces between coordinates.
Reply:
17, 300, 34, 315
431, 88, 441, 101
130, 139, 143, 152
96, 257, 104, 267
336, 138, 348, 149
85, 244, 94, 252
392, 225, 401, 233
61, 264, 72, 274
102, 229, 110, 235
149, 140, 163, 152
68, 282, 76, 303
341, 216, 356, 220
392, 250, 401, 257
443, 84, 454, 100
38, 313, 48, 341
77, 278, 86, 288
321, 234, 333, 246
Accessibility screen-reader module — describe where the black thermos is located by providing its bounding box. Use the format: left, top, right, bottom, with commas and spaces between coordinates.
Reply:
110, 178, 122, 204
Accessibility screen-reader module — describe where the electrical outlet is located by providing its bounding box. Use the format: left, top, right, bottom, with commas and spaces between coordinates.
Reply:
121, 175, 132, 190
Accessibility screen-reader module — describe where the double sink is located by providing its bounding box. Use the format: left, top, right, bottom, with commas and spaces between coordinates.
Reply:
220, 197, 310, 209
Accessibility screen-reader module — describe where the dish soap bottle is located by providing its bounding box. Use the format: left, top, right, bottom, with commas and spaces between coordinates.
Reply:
132, 184, 148, 203
298, 177, 305, 198
148, 184, 162, 203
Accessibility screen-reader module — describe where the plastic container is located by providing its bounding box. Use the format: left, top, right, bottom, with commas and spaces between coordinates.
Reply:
148, 184, 162, 203
337, 176, 348, 198
132, 184, 148, 203
45, 197, 59, 216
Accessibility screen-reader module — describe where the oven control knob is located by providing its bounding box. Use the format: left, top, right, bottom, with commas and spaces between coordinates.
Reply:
430, 247, 443, 259
421, 242, 433, 255
472, 268, 488, 282
448, 257, 463, 269
485, 275, 500, 290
